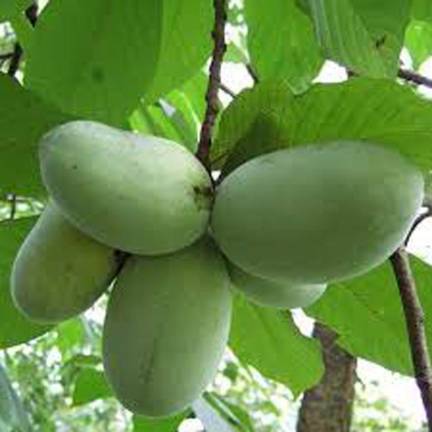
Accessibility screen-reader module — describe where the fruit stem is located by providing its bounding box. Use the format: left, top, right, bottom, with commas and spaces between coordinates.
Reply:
390, 247, 432, 430
196, 0, 228, 171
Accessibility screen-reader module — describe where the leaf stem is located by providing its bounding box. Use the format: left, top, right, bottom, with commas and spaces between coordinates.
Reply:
196, 0, 228, 170
390, 247, 432, 430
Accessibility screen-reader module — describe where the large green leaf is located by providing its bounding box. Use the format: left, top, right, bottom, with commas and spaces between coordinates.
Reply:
412, 0, 432, 21
307, 255, 432, 375
229, 295, 324, 397
405, 20, 432, 69
0, 364, 30, 432
0, 217, 51, 348
143, 0, 212, 104
307, 0, 411, 77
0, 0, 31, 22
214, 78, 432, 176
133, 411, 189, 432
25, 0, 211, 126
0, 74, 70, 196
25, 0, 162, 126
245, 0, 322, 93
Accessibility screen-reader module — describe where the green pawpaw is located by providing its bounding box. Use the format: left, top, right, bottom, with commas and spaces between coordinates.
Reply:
39, 121, 212, 255
102, 237, 232, 417
11, 203, 119, 324
212, 141, 424, 284
228, 264, 326, 309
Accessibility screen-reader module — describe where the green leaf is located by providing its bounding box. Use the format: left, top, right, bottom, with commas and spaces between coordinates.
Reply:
412, 0, 432, 21
229, 295, 324, 397
215, 78, 432, 176
56, 318, 86, 358
133, 411, 189, 432
405, 20, 432, 69
130, 71, 208, 152
0, 74, 70, 196
143, 0, 212, 104
0, 217, 52, 349
0, 364, 30, 432
0, 0, 31, 22
245, 0, 323, 92
307, 255, 432, 375
212, 81, 295, 170
72, 368, 112, 406
25, 0, 162, 125
25, 0, 211, 126
307, 0, 411, 77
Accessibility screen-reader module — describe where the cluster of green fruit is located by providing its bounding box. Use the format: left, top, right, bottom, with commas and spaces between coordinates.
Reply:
10, 120, 424, 418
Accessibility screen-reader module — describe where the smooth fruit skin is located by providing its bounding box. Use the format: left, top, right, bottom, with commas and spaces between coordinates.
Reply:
102, 238, 232, 417
39, 121, 212, 255
11, 203, 119, 324
228, 264, 326, 309
212, 141, 424, 284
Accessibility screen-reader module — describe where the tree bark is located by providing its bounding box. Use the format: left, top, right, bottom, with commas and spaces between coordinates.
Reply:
297, 323, 357, 432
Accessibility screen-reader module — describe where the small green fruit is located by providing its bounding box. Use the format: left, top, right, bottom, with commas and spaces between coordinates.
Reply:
102, 238, 232, 417
228, 264, 326, 309
11, 203, 119, 324
212, 141, 424, 284
39, 121, 212, 255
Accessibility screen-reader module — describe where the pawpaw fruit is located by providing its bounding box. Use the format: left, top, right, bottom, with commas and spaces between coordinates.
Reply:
212, 141, 424, 284
11, 202, 119, 324
102, 237, 232, 417
39, 121, 212, 255
228, 264, 326, 309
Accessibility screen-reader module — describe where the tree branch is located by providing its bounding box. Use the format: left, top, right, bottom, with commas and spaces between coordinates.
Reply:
196, 0, 228, 169
390, 247, 432, 429
398, 69, 432, 89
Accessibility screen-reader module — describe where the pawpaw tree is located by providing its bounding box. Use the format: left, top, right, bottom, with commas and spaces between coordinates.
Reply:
1, 1, 432, 431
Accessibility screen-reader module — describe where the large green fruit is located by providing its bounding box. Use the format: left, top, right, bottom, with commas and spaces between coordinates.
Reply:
212, 141, 424, 284
102, 238, 232, 417
39, 121, 212, 255
228, 264, 326, 309
11, 203, 119, 324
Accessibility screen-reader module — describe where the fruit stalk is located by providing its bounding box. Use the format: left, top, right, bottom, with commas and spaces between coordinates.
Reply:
196, 0, 227, 169
390, 247, 432, 430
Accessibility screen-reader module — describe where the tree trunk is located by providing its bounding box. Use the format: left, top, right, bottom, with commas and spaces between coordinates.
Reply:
296, 323, 357, 432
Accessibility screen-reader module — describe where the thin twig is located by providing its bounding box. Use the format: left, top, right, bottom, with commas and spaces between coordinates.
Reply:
0, 52, 14, 60
246, 63, 259, 84
398, 69, 432, 89
8, 194, 17, 220
7, 43, 23, 77
196, 0, 228, 169
7, 2, 38, 77
405, 206, 432, 246
219, 82, 236, 98
390, 248, 432, 430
